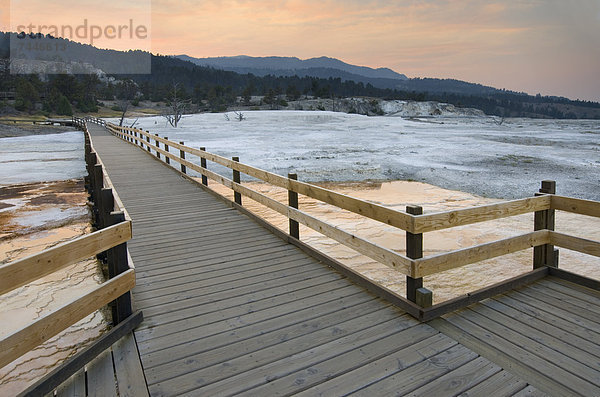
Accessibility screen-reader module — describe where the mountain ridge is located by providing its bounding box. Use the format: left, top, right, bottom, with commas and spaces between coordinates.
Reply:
176, 54, 408, 81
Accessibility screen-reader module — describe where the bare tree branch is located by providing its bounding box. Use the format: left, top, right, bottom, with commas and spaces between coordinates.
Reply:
162, 82, 192, 127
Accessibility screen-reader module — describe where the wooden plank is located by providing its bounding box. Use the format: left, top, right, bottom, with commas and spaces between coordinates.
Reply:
133, 244, 296, 273
413, 231, 550, 278
311, 344, 476, 396
144, 302, 399, 385
256, 331, 454, 396
135, 261, 321, 310
515, 286, 600, 325
128, 230, 281, 258
413, 195, 551, 233
112, 333, 149, 397
141, 292, 374, 367
134, 275, 350, 340
19, 311, 143, 397
503, 291, 600, 342
512, 385, 551, 396
536, 278, 600, 307
132, 248, 307, 287
468, 302, 600, 373
149, 316, 417, 396
0, 221, 132, 295
481, 297, 600, 359
522, 282, 600, 316
0, 270, 135, 368
436, 313, 598, 396
55, 369, 85, 397
133, 258, 317, 303
138, 269, 342, 322
552, 195, 600, 218
86, 349, 117, 397
550, 231, 600, 258
403, 356, 501, 397
549, 275, 600, 298
457, 370, 527, 396
133, 250, 309, 291
136, 285, 365, 353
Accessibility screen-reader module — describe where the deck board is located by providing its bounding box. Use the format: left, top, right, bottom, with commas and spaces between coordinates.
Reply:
83, 123, 600, 396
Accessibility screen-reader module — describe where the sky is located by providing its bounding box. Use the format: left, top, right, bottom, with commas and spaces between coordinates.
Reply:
5, 0, 600, 101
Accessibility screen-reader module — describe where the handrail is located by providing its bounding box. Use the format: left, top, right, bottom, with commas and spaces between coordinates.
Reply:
103, 120, 600, 307
0, 221, 132, 296
0, 269, 135, 369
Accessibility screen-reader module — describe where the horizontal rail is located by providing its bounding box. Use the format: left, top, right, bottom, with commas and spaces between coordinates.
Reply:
551, 231, 600, 258
551, 195, 600, 218
412, 196, 552, 234
0, 269, 135, 369
0, 221, 132, 296
412, 230, 551, 278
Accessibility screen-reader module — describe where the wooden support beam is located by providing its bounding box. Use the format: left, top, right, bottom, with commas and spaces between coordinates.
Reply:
107, 212, 133, 325
179, 142, 186, 174
288, 173, 300, 239
415, 287, 433, 308
534, 180, 556, 268
155, 134, 160, 159
232, 156, 242, 205
406, 205, 424, 303
200, 147, 208, 186
164, 137, 170, 165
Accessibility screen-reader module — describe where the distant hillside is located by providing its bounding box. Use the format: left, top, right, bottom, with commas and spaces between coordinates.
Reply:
176, 54, 507, 96
176, 55, 408, 81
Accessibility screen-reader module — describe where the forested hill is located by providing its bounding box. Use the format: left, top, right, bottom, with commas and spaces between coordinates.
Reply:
1, 32, 599, 118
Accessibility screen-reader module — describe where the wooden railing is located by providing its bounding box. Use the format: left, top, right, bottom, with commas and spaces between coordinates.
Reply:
0, 118, 136, 370
100, 118, 600, 310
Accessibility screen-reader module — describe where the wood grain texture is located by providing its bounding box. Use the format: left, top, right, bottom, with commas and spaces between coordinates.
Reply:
552, 195, 600, 218
413, 230, 551, 278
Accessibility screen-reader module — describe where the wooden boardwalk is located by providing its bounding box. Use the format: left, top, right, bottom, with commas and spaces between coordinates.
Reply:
68, 123, 600, 397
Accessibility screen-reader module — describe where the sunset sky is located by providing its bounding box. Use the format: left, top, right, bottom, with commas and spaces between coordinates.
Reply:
6, 0, 600, 101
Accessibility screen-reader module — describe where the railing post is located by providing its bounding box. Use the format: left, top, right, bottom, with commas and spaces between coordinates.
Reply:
146, 132, 151, 152
288, 173, 300, 239
232, 157, 242, 205
534, 180, 557, 268
200, 147, 208, 186
406, 205, 428, 304
92, 164, 104, 228
179, 142, 186, 173
106, 211, 132, 325
155, 134, 160, 159
164, 137, 170, 165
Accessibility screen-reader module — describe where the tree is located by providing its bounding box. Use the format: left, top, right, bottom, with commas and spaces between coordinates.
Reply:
56, 95, 73, 116
163, 82, 191, 127
15, 78, 39, 112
